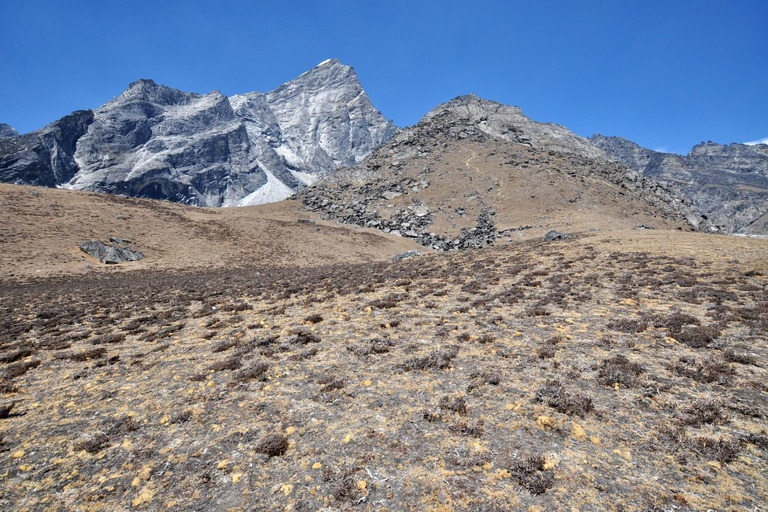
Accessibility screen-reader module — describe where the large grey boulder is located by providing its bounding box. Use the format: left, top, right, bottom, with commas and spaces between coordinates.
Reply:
543, 230, 570, 241
79, 240, 144, 264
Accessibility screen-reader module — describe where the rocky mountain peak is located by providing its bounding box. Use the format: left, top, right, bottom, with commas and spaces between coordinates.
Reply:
260, 59, 396, 175
1, 61, 396, 207
0, 123, 19, 139
419, 94, 604, 159
589, 134, 642, 151
424, 94, 525, 121
688, 141, 765, 158
286, 58, 356, 85
127, 78, 158, 89
116, 79, 199, 108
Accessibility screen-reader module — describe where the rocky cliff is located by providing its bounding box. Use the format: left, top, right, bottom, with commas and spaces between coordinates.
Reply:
0, 111, 95, 187
0, 59, 395, 206
592, 135, 768, 234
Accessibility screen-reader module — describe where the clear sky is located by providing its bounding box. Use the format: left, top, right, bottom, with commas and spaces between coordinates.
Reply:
1, 0, 765, 153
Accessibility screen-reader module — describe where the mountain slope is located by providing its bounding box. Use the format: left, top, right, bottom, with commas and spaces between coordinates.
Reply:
0, 183, 422, 279
0, 123, 18, 139
592, 135, 768, 235
298, 95, 708, 250
0, 60, 395, 207
0, 111, 95, 187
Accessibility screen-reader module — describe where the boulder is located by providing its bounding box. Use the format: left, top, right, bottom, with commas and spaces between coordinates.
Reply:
79, 240, 144, 264
391, 250, 422, 262
382, 191, 402, 200
543, 230, 570, 241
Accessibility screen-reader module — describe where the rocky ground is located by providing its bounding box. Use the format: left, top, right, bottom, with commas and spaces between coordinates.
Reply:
297, 97, 712, 252
1, 228, 767, 511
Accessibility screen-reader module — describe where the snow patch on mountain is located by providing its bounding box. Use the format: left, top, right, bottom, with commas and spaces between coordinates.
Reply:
745, 137, 768, 146
235, 167, 294, 206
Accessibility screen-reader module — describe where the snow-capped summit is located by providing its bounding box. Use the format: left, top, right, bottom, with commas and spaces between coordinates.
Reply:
0, 61, 396, 207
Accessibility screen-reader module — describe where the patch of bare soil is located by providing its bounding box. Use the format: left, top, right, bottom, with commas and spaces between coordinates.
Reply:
1, 230, 767, 511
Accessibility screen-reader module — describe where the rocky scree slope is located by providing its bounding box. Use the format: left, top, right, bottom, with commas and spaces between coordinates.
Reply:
0, 59, 395, 207
298, 95, 710, 250
592, 135, 768, 235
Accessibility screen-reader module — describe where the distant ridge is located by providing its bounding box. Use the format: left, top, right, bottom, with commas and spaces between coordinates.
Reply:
592, 135, 768, 235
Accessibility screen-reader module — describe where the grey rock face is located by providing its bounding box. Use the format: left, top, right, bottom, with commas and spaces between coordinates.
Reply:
0, 124, 19, 139
0, 60, 395, 207
543, 230, 570, 241
420, 95, 605, 159
0, 111, 94, 186
592, 135, 768, 234
79, 240, 144, 264
233, 59, 396, 179
69, 80, 259, 206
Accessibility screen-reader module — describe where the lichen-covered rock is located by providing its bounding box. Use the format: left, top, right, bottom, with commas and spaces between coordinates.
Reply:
391, 250, 422, 262
79, 240, 144, 264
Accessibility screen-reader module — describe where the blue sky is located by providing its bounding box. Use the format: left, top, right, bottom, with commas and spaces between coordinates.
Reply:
1, 0, 765, 153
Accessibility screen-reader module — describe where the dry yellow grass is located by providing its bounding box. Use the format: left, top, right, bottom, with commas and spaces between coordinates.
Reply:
1, 226, 766, 511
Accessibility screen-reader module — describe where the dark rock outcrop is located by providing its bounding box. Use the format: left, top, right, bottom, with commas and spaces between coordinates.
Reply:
0, 111, 94, 186
79, 240, 144, 264
592, 135, 768, 235
543, 230, 570, 241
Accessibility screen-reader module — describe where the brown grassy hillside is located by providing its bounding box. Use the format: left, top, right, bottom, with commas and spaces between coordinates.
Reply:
1, 227, 766, 511
0, 184, 422, 280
